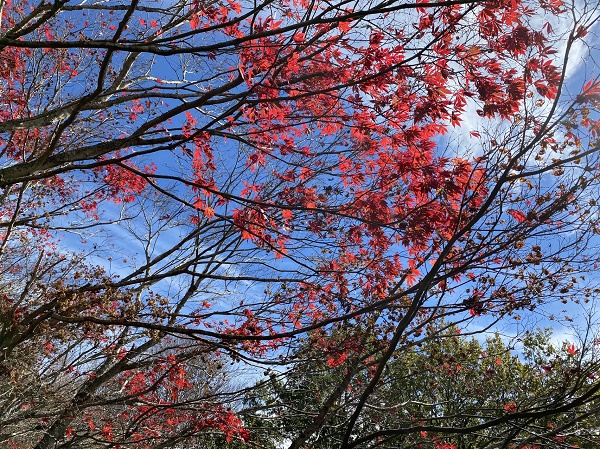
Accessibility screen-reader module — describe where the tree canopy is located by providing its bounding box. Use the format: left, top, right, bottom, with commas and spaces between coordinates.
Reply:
1, 0, 600, 448
245, 328, 600, 448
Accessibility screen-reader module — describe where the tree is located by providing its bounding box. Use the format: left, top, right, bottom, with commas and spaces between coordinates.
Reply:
1, 0, 600, 447
245, 327, 600, 448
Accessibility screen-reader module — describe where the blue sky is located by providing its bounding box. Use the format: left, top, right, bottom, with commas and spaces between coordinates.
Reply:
4, 0, 599, 364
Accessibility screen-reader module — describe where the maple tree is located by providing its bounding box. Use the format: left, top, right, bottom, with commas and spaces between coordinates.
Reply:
1, 0, 600, 447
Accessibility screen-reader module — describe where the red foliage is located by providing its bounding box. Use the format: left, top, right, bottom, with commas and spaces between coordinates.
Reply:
0, 0, 598, 447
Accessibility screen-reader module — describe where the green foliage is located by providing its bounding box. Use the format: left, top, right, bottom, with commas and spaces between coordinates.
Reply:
242, 328, 600, 449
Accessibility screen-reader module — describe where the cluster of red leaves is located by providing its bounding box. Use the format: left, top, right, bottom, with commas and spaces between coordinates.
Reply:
503, 401, 518, 413
78, 354, 251, 446
434, 441, 458, 449
310, 332, 363, 368
179, 0, 572, 343
91, 156, 156, 204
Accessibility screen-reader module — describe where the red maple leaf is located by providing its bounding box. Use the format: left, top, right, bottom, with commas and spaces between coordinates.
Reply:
507, 209, 527, 222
